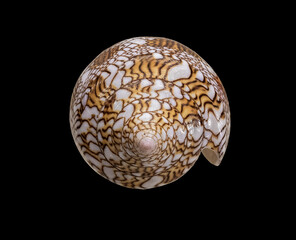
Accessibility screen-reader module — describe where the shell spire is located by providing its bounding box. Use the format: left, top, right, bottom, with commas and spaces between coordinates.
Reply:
70, 37, 230, 189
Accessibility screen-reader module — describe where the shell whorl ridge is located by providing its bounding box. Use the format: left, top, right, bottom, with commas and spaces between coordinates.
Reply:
70, 37, 230, 189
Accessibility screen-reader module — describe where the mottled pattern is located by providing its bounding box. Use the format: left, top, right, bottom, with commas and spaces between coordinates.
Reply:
70, 37, 230, 189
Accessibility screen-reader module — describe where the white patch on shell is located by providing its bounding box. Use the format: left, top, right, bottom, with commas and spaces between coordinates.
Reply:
112, 70, 125, 89
73, 103, 81, 113
114, 61, 124, 67
162, 117, 168, 123
107, 119, 114, 126
169, 98, 176, 106
214, 105, 224, 122
184, 93, 190, 100
150, 79, 165, 91
163, 156, 173, 167
81, 106, 99, 120
176, 126, 187, 143
183, 85, 190, 92
118, 104, 134, 120
188, 155, 198, 164
162, 141, 167, 150
207, 85, 215, 100
101, 71, 109, 79
102, 159, 112, 167
148, 99, 161, 111
81, 94, 88, 107
163, 102, 171, 110
113, 118, 124, 130
104, 146, 121, 162
178, 113, 183, 123
106, 128, 112, 135
117, 50, 124, 55
124, 174, 134, 180
152, 52, 163, 59
123, 77, 132, 85
213, 127, 226, 146
161, 129, 167, 141
77, 121, 90, 134
75, 136, 83, 145
140, 79, 152, 88
117, 56, 129, 61
116, 89, 131, 100
172, 86, 183, 99
105, 65, 118, 88
103, 166, 116, 180
174, 81, 182, 87
113, 100, 123, 112
89, 118, 98, 128
196, 71, 204, 81
167, 127, 174, 139
130, 38, 146, 45
97, 119, 105, 129
136, 131, 144, 140
188, 124, 203, 141
139, 113, 152, 122
172, 54, 179, 60
206, 112, 225, 135
124, 60, 134, 69
128, 43, 137, 48
97, 132, 103, 142
158, 90, 172, 99
89, 142, 100, 153
142, 176, 163, 188
85, 153, 102, 169
167, 60, 191, 81
86, 133, 98, 144
149, 91, 158, 98
142, 93, 150, 98
204, 130, 212, 140
173, 153, 182, 161
115, 170, 125, 179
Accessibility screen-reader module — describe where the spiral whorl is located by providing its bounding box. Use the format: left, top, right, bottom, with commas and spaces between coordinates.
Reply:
70, 37, 230, 189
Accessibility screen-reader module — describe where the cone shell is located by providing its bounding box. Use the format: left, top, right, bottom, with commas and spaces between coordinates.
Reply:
70, 37, 230, 189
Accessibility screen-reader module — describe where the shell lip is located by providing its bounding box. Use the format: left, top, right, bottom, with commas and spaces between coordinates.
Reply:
202, 148, 221, 166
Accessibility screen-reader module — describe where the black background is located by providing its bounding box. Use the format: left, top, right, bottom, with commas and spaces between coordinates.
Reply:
10, 3, 285, 234
47, 24, 260, 207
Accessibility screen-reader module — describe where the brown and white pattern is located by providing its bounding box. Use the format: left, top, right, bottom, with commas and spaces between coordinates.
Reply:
69, 37, 230, 189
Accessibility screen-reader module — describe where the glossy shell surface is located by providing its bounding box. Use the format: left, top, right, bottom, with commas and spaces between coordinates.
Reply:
70, 37, 230, 189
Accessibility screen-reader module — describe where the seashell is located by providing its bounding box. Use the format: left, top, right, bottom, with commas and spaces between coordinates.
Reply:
70, 37, 230, 189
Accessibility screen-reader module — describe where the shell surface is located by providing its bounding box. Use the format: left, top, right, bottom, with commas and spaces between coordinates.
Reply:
70, 37, 230, 189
